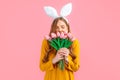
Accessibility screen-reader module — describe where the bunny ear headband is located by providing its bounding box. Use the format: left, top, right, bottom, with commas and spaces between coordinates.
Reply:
44, 3, 72, 23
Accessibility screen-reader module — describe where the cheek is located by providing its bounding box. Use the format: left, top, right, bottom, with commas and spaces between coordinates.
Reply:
64, 27, 68, 31
65, 31, 68, 33
64, 29, 68, 33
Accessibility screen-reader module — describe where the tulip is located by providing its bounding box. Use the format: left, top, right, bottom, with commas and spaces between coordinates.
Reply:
56, 32, 60, 37
63, 35, 67, 39
67, 32, 73, 39
63, 31, 67, 35
51, 33, 57, 38
44, 35, 51, 41
60, 32, 64, 38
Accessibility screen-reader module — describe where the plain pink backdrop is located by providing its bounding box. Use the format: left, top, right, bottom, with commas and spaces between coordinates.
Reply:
0, 0, 120, 80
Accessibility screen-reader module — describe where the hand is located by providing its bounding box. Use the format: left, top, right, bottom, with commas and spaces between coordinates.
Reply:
64, 56, 69, 65
58, 48, 70, 57
57, 48, 70, 65
52, 52, 64, 64
52, 48, 70, 64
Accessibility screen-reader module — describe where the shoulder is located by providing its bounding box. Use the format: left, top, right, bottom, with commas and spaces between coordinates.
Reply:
41, 38, 50, 47
72, 38, 80, 44
42, 38, 48, 43
72, 38, 80, 47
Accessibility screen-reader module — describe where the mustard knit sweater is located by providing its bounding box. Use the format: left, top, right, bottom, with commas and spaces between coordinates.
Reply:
39, 39, 80, 80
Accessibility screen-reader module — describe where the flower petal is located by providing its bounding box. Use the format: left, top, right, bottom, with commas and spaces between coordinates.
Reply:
44, 35, 51, 40
60, 32, 64, 38
51, 33, 57, 38
67, 32, 73, 39
57, 32, 60, 37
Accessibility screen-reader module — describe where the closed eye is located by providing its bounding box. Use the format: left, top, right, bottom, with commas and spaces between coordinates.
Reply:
61, 25, 65, 29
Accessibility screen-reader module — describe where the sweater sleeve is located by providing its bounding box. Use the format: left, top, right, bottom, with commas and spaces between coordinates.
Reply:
39, 39, 55, 72
65, 39, 80, 72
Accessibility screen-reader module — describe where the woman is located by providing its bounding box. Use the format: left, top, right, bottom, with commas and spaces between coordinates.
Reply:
39, 17, 80, 80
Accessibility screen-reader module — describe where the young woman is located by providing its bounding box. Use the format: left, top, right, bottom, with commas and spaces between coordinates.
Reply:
39, 17, 80, 80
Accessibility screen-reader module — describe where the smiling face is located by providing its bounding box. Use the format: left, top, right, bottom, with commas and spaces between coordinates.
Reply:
55, 20, 68, 33
49, 17, 71, 35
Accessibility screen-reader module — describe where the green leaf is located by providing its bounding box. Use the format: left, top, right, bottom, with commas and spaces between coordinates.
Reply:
64, 39, 68, 47
52, 38, 60, 50
57, 37, 61, 49
60, 39, 65, 48
65, 40, 72, 48
49, 40, 58, 50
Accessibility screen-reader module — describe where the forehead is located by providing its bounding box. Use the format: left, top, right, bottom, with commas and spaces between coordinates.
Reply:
57, 20, 66, 26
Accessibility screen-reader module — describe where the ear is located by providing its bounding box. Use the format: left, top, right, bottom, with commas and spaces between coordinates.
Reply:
60, 3, 72, 17
44, 6, 59, 18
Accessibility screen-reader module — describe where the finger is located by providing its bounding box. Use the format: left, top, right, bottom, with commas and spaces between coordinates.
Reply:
61, 49, 69, 53
58, 53, 64, 57
58, 49, 69, 55
59, 53, 66, 56
59, 57, 64, 60
59, 52, 65, 55
63, 54, 69, 57
59, 48, 67, 51
61, 52, 67, 55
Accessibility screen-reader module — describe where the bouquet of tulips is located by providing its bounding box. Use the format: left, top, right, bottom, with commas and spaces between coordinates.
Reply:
45, 32, 75, 70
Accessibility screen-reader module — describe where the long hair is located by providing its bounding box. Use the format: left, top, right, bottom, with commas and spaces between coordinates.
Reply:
42, 17, 76, 63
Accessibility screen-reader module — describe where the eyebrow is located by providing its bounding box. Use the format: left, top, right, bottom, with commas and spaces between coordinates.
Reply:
60, 24, 65, 26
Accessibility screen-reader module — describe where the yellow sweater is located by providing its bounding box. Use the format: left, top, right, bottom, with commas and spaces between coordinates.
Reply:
39, 39, 80, 80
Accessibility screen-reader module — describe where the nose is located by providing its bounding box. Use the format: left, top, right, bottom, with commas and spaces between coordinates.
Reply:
58, 28, 62, 32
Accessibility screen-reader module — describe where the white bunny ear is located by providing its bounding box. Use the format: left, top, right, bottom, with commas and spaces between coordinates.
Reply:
44, 6, 59, 18
60, 3, 72, 17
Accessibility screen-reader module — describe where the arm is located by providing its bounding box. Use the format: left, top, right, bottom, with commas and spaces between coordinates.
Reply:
39, 39, 55, 72
65, 39, 80, 72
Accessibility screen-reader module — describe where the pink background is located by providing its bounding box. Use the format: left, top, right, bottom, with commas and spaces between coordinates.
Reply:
0, 0, 120, 80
